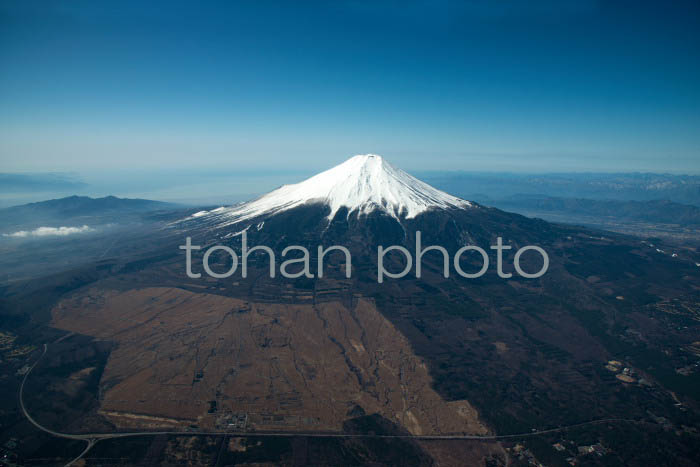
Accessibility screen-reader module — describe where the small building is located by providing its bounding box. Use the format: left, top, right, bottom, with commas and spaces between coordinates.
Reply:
616, 373, 636, 383
578, 445, 595, 455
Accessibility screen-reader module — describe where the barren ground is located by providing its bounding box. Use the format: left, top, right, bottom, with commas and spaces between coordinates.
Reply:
51, 287, 487, 436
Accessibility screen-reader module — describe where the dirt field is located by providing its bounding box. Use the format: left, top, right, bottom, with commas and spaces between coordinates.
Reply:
51, 287, 487, 435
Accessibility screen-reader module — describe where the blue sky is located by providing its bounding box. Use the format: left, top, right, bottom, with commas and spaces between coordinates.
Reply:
1, 0, 699, 176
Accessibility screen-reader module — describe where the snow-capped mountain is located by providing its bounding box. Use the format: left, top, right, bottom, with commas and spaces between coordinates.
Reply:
184, 154, 472, 228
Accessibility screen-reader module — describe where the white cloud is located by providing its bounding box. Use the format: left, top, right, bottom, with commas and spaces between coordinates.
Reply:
4, 225, 94, 238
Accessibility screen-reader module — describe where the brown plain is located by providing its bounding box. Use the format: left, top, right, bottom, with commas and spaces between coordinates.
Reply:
52, 287, 487, 436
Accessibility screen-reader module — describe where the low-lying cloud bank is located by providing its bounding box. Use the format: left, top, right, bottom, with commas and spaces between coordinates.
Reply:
3, 225, 94, 238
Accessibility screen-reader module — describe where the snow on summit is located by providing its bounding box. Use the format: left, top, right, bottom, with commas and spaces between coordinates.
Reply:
191, 154, 472, 225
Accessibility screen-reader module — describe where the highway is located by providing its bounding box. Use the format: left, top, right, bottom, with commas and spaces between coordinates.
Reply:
20, 343, 647, 466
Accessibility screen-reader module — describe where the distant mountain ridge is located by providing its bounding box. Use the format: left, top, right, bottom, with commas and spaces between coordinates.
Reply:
422, 172, 700, 206
0, 195, 179, 233
1, 195, 175, 216
484, 196, 700, 227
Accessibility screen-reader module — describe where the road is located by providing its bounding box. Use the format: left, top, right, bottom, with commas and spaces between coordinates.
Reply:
19, 344, 98, 466
20, 343, 647, 466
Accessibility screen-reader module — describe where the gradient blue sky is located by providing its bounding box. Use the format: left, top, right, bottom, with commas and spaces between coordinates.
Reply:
1, 0, 699, 174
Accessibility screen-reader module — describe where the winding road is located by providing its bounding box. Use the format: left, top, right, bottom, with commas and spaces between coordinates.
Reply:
20, 343, 647, 466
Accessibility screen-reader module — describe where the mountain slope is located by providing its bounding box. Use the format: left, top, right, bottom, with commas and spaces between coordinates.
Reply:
168, 155, 700, 439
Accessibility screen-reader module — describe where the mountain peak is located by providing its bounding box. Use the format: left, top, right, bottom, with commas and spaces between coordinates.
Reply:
192, 154, 472, 225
